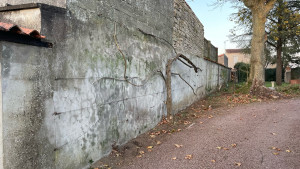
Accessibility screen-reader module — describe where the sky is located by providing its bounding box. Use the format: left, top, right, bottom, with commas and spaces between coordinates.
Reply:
186, 0, 239, 54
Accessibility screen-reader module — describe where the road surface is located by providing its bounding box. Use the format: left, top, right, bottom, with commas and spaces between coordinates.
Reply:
119, 98, 300, 169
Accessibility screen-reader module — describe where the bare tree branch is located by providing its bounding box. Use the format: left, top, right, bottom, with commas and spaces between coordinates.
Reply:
171, 73, 196, 95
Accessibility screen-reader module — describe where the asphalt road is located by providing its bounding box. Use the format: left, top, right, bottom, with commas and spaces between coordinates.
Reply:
119, 98, 300, 169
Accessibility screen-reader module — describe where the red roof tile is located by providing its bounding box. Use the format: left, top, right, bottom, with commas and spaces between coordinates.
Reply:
0, 22, 45, 39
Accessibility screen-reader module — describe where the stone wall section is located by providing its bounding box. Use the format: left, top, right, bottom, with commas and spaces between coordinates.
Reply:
173, 0, 204, 57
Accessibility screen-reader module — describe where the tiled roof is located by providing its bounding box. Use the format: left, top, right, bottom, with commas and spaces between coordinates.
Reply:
0, 22, 45, 39
225, 49, 244, 53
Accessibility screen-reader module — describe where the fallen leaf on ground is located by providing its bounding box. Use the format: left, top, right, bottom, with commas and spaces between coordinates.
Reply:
150, 135, 156, 138
177, 129, 182, 132
185, 155, 193, 159
216, 146, 222, 150
223, 147, 229, 150
184, 121, 191, 125
208, 115, 214, 119
235, 163, 242, 166
136, 155, 142, 158
273, 152, 279, 155
271, 147, 277, 150
286, 150, 291, 153
231, 144, 237, 147
154, 131, 161, 135
172, 157, 177, 160
211, 160, 216, 163
156, 141, 161, 145
139, 151, 145, 155
199, 122, 203, 124
271, 133, 277, 135
147, 146, 153, 149
174, 144, 183, 148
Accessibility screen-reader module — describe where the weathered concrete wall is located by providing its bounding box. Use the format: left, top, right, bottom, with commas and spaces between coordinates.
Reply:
0, 0, 66, 8
67, 0, 173, 44
204, 38, 218, 62
0, 0, 230, 169
173, 0, 204, 57
1, 42, 55, 169
0, 43, 3, 169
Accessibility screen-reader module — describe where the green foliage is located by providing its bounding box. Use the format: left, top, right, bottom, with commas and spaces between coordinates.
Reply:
265, 68, 276, 81
291, 67, 300, 79
234, 62, 250, 82
235, 82, 251, 94
276, 84, 300, 95
229, 0, 300, 67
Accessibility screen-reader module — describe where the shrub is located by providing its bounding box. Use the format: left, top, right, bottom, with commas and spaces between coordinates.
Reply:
234, 62, 250, 82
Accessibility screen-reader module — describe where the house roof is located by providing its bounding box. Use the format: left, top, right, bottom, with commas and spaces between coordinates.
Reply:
0, 22, 45, 39
218, 54, 224, 57
225, 49, 244, 53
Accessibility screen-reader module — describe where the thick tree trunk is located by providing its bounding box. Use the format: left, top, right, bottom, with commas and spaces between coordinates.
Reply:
243, 0, 277, 97
276, 38, 283, 86
249, 11, 266, 87
276, 1, 283, 86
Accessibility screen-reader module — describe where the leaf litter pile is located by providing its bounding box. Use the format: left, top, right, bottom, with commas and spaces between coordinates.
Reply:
92, 83, 295, 169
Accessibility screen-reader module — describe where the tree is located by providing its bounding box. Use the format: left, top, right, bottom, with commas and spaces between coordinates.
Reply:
243, 0, 276, 91
234, 62, 250, 82
218, 0, 276, 95
230, 0, 300, 85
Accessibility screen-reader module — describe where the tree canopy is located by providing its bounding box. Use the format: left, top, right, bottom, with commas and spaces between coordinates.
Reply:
229, 0, 300, 85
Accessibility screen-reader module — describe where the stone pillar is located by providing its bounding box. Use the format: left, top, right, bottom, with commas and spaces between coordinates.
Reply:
284, 66, 291, 83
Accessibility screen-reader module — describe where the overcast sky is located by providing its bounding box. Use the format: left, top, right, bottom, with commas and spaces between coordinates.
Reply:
187, 0, 239, 54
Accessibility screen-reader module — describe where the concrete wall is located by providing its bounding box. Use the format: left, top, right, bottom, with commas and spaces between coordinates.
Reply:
0, 44, 3, 169
204, 38, 218, 62
0, 1, 230, 169
1, 42, 55, 169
